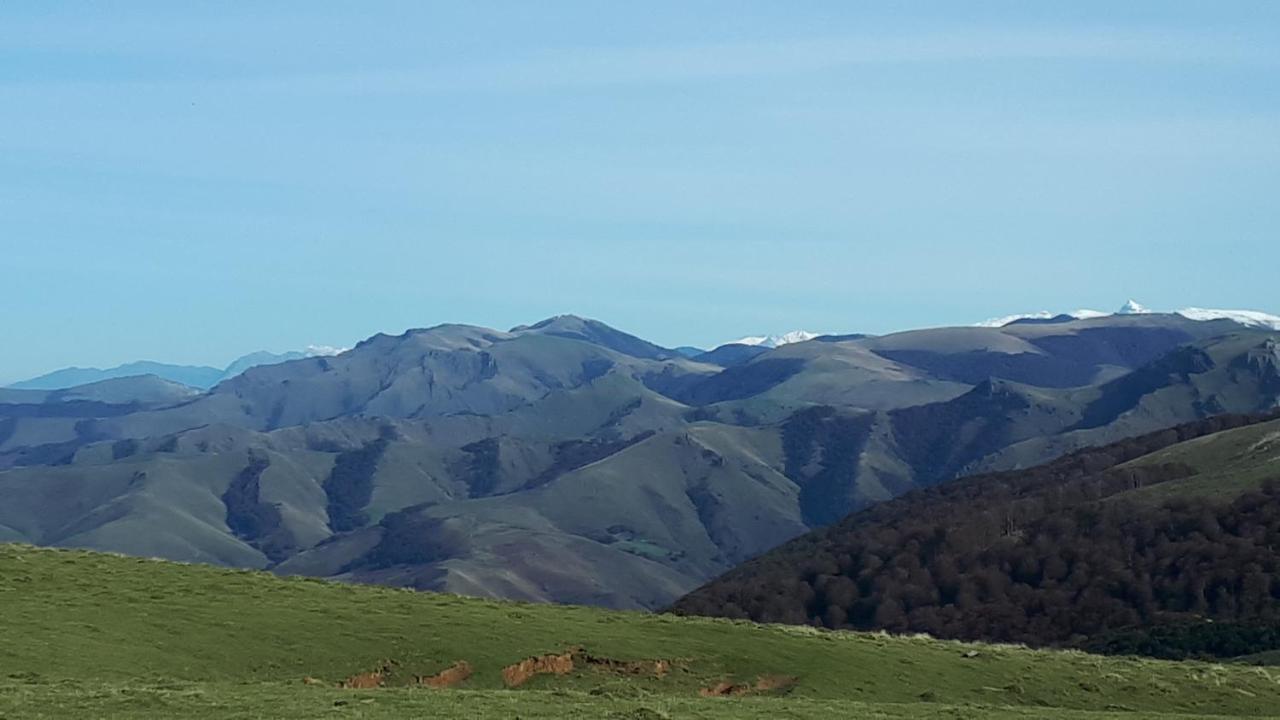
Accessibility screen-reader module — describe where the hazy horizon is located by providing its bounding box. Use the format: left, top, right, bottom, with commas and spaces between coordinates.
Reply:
5, 2, 1279, 382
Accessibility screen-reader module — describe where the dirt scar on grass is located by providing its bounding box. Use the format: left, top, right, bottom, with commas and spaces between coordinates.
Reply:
327, 648, 678, 691
417, 661, 473, 688
501, 646, 674, 688
338, 659, 397, 689
331, 659, 473, 690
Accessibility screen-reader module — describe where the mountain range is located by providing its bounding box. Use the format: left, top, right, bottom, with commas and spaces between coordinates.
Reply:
979, 300, 1280, 330
7, 346, 346, 391
1, 308, 1277, 610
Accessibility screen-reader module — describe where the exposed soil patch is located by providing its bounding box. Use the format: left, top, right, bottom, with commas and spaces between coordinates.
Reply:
340, 660, 397, 689
502, 650, 576, 687
417, 661, 473, 688
331, 649, 678, 691
699, 675, 797, 697
340, 671, 384, 689
501, 646, 674, 688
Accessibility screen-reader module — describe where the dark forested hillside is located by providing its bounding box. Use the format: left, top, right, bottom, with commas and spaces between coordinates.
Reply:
671, 411, 1280, 654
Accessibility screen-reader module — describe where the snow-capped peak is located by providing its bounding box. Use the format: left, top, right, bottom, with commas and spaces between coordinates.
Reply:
975, 309, 1107, 328
976, 301, 1280, 331
726, 331, 819, 349
1176, 308, 1280, 331
305, 344, 348, 357
1117, 299, 1153, 315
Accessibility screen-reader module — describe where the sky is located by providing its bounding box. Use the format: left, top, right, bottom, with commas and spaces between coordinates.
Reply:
3, 2, 1279, 382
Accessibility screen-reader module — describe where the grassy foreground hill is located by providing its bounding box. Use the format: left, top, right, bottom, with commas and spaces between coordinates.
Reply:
3, 546, 1280, 718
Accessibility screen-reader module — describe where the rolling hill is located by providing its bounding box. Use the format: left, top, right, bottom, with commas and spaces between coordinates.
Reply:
0, 313, 1277, 609
1, 544, 1278, 719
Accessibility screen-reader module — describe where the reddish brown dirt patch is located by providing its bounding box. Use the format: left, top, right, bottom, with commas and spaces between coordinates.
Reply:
341, 671, 384, 689
418, 661, 473, 689
502, 650, 577, 687
501, 647, 676, 688
340, 660, 397, 689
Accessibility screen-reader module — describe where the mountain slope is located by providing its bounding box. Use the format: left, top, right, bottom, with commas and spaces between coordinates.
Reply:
0, 374, 198, 407
0, 375, 202, 465
3, 544, 1279, 719
671, 411, 1280, 653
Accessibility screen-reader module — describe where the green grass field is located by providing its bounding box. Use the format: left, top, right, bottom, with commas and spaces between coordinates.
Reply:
3, 544, 1280, 719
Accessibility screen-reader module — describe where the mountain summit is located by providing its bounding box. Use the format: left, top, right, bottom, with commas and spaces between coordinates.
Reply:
724, 331, 819, 349
1117, 299, 1153, 315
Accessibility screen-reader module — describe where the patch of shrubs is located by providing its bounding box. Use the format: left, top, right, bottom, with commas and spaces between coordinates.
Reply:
222, 452, 294, 562
324, 438, 389, 532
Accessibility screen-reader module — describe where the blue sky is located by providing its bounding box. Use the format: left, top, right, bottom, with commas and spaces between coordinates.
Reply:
3, 2, 1279, 381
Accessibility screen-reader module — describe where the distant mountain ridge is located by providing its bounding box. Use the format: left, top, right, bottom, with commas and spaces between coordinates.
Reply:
9, 346, 345, 391
979, 300, 1280, 330
0, 374, 199, 407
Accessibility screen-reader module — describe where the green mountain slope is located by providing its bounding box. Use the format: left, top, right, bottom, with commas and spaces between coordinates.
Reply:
2, 544, 1279, 719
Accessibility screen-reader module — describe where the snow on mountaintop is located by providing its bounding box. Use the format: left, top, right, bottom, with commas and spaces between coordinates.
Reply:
977, 300, 1280, 330
726, 331, 820, 349
975, 309, 1107, 328
304, 344, 348, 357
1117, 299, 1153, 315
1177, 308, 1280, 330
